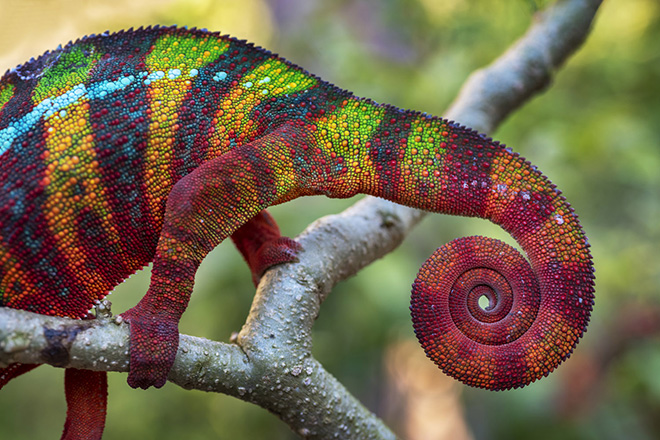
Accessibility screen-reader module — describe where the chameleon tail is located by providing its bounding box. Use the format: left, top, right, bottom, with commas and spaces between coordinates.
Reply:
298, 98, 594, 389
399, 122, 595, 390
62, 369, 107, 440
317, 105, 596, 390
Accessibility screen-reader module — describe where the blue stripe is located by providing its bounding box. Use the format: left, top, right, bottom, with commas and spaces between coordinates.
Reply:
0, 67, 202, 156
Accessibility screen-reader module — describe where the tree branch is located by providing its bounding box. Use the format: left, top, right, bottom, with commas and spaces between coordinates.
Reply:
0, 1, 602, 439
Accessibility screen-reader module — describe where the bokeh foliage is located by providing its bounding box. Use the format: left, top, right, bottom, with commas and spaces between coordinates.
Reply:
0, 0, 658, 439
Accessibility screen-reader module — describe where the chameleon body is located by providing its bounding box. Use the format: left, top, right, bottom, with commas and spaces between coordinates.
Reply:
0, 26, 594, 438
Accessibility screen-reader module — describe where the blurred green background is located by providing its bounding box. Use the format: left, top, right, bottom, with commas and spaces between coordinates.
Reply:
0, 0, 658, 439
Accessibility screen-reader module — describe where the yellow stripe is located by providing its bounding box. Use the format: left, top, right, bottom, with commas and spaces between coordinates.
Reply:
213, 59, 319, 151
311, 98, 384, 189
142, 33, 232, 216
142, 79, 190, 217
396, 118, 449, 202
145, 32, 230, 73
41, 99, 120, 290
0, 82, 14, 112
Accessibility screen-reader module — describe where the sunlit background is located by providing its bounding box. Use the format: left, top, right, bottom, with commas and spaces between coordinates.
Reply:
0, 0, 658, 439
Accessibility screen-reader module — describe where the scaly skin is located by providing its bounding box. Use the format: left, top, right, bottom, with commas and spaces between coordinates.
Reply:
0, 26, 594, 437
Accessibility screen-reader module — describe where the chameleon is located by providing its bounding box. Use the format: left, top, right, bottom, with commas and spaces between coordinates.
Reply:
0, 26, 594, 439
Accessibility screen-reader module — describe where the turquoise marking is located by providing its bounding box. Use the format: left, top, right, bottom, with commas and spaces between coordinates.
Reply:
144, 71, 166, 85
88, 76, 136, 99
213, 71, 227, 82
0, 75, 136, 155
167, 69, 182, 80
44, 84, 87, 118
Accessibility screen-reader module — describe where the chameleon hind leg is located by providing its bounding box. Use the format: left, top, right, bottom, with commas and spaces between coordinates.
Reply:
231, 210, 302, 286
120, 124, 311, 389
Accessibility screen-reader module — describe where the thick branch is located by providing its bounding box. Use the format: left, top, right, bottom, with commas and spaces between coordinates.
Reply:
0, 1, 602, 439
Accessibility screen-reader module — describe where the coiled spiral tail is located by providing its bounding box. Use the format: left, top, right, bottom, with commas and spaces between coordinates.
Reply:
411, 236, 554, 390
